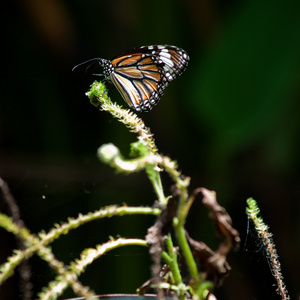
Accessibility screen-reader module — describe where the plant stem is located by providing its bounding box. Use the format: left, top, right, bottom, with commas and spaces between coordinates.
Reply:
246, 198, 290, 300
174, 183, 200, 284
150, 169, 166, 205
165, 235, 182, 284
175, 222, 199, 282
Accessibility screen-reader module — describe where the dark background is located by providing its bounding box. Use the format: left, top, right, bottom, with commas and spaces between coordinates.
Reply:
1, 0, 300, 299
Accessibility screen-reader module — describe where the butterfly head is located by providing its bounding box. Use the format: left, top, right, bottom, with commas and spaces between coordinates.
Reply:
97, 59, 114, 80
72, 58, 113, 80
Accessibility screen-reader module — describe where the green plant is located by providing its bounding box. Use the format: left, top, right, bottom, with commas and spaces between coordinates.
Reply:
246, 199, 290, 300
0, 81, 245, 300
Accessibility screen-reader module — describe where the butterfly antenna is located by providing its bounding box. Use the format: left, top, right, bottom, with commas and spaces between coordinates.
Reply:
72, 58, 100, 72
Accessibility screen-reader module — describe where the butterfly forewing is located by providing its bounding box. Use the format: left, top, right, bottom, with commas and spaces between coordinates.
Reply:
95, 45, 189, 111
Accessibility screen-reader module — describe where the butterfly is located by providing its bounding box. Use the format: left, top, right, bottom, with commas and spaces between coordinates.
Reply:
73, 45, 189, 111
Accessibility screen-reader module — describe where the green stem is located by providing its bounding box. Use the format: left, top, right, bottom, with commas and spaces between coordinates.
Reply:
174, 185, 200, 283
246, 198, 290, 300
152, 170, 166, 205
195, 281, 214, 300
175, 222, 199, 281
165, 235, 182, 284
145, 164, 166, 205
162, 237, 188, 300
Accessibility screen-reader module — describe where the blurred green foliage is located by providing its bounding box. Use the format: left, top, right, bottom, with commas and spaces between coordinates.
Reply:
192, 0, 300, 156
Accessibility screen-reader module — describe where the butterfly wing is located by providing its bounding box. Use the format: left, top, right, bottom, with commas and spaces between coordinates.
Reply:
109, 45, 189, 111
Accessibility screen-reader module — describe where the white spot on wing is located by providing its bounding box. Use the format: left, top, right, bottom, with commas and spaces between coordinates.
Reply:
160, 56, 174, 67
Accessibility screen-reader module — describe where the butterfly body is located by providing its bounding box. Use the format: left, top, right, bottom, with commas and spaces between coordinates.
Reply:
75, 45, 189, 111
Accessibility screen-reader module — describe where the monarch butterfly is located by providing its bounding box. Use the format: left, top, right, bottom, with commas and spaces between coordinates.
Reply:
73, 45, 189, 111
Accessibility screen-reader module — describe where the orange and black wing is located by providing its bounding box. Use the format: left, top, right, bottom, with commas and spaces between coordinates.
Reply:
109, 45, 189, 112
